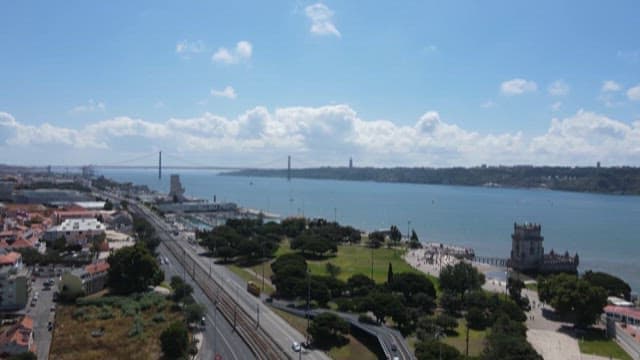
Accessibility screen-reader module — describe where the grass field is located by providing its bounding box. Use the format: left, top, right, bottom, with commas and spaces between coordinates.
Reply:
441, 318, 487, 357
49, 293, 182, 360
578, 329, 632, 360
270, 307, 378, 360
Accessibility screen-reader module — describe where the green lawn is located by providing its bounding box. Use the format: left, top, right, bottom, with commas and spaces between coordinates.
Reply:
307, 244, 437, 286
270, 307, 378, 360
442, 318, 487, 357
578, 329, 632, 360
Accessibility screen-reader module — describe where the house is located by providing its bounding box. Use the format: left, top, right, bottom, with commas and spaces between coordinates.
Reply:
0, 316, 34, 356
64, 261, 110, 295
0, 252, 31, 310
106, 211, 133, 233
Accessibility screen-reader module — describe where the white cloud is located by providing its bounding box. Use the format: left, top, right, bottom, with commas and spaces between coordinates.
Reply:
548, 80, 569, 96
175, 40, 206, 58
627, 85, 640, 101
305, 3, 341, 37
500, 78, 537, 96
551, 101, 562, 111
69, 99, 106, 114
211, 86, 237, 100
3, 106, 640, 167
602, 80, 621, 92
212, 41, 253, 64
481, 100, 495, 108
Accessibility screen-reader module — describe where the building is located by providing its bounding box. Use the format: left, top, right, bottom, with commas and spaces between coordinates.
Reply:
64, 261, 110, 295
509, 222, 578, 274
105, 211, 133, 233
43, 218, 106, 246
169, 174, 185, 202
0, 252, 31, 310
0, 316, 34, 356
156, 201, 237, 214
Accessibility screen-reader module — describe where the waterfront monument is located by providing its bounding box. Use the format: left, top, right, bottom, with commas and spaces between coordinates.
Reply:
510, 222, 578, 274
169, 174, 186, 202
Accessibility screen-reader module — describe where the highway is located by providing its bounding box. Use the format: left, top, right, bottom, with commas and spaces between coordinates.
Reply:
158, 242, 255, 360
97, 188, 330, 360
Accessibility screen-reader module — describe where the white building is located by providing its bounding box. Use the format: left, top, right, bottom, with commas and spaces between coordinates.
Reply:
43, 218, 106, 246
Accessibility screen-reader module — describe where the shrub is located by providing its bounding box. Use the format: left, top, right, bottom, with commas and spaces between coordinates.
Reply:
152, 313, 166, 323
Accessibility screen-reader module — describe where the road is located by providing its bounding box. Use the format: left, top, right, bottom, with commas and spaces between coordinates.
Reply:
28, 276, 56, 360
126, 196, 329, 360
159, 243, 255, 360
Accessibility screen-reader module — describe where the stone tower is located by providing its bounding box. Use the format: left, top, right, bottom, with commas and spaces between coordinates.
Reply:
510, 222, 544, 272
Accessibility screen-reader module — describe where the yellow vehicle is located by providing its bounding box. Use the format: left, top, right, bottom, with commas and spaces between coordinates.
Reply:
247, 281, 261, 297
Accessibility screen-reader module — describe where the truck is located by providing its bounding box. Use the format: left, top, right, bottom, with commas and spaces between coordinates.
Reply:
247, 281, 261, 297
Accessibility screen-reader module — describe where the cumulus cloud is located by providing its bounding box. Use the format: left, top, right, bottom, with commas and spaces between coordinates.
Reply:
69, 99, 106, 114
212, 41, 252, 64
305, 3, 341, 37
211, 86, 237, 99
500, 78, 537, 95
602, 80, 621, 92
627, 85, 640, 101
548, 80, 569, 96
1, 106, 639, 166
175, 40, 206, 58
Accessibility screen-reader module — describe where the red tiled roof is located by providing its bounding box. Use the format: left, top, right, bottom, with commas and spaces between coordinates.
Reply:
85, 261, 110, 275
0, 315, 33, 348
10, 238, 36, 249
605, 305, 640, 320
0, 252, 21, 266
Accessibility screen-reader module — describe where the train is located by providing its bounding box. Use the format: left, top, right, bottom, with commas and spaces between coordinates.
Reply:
247, 281, 261, 297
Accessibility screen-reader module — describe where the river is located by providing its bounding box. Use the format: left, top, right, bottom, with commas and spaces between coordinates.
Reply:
99, 168, 640, 293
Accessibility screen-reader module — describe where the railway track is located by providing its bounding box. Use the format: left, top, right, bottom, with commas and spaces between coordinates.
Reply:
163, 233, 290, 360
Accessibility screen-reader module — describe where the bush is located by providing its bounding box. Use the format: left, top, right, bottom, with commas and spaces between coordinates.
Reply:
152, 313, 166, 323
72, 308, 86, 320
128, 316, 144, 337
98, 307, 114, 320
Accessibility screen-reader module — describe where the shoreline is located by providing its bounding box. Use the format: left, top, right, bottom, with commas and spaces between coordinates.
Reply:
404, 247, 505, 279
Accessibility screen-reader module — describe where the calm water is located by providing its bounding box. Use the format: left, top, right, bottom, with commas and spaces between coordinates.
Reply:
100, 169, 640, 292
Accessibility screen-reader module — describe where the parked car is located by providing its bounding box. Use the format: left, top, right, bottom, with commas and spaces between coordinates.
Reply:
292, 342, 301, 352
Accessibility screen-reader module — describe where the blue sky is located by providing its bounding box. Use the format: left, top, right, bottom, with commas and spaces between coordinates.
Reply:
1, 1, 639, 167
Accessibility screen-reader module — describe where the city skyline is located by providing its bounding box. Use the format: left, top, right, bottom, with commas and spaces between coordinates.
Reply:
1, 1, 639, 166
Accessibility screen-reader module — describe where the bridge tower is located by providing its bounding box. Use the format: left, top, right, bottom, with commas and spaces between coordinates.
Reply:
287, 155, 291, 181
158, 151, 162, 179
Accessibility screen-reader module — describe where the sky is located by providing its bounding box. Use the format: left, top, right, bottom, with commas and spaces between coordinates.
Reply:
1, 1, 639, 168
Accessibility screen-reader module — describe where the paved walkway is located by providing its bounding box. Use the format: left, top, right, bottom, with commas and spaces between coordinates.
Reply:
406, 252, 617, 360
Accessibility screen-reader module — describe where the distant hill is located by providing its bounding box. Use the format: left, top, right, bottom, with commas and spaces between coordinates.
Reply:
224, 166, 640, 195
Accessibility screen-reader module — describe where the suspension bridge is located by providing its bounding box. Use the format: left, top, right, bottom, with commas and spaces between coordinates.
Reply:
49, 151, 330, 180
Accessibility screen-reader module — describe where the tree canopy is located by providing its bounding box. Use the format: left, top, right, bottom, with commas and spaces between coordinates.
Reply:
439, 262, 485, 303
582, 270, 631, 300
107, 243, 164, 295
538, 273, 607, 328
308, 312, 350, 349
160, 321, 189, 359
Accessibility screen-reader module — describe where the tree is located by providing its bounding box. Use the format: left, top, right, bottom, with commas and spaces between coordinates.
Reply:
409, 229, 422, 249
160, 321, 189, 359
367, 231, 385, 248
170, 276, 194, 303
184, 303, 206, 324
364, 292, 403, 324
481, 314, 542, 360
103, 199, 113, 210
435, 313, 458, 334
308, 312, 350, 349
465, 307, 488, 330
325, 262, 341, 278
583, 270, 632, 300
506, 276, 525, 307
107, 244, 164, 295
387, 262, 393, 285
439, 290, 463, 315
538, 273, 607, 328
389, 225, 402, 246
415, 340, 462, 360
346, 274, 375, 297
389, 272, 437, 301
439, 262, 485, 303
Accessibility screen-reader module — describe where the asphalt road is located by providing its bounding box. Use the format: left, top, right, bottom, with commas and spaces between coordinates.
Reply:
27, 275, 56, 360
158, 242, 256, 360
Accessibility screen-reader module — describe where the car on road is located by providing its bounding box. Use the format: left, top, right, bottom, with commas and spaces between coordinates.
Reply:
292, 341, 301, 352
50, 305, 56, 312
391, 343, 397, 352
47, 321, 53, 331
